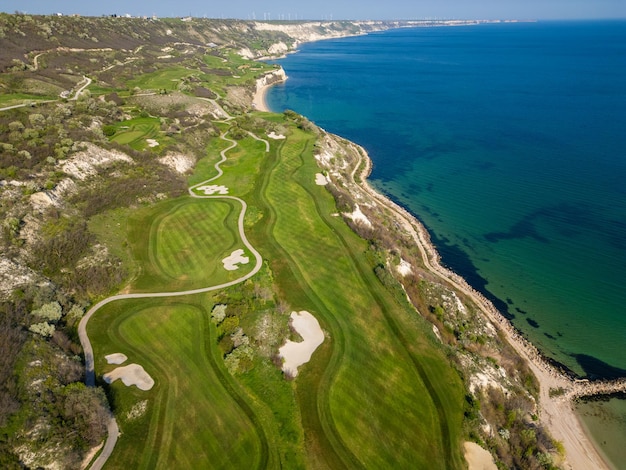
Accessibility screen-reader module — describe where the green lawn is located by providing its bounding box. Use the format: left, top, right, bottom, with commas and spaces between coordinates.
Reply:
128, 197, 254, 293
252, 126, 466, 468
0, 92, 55, 106
126, 66, 197, 92
87, 297, 267, 469
109, 116, 163, 151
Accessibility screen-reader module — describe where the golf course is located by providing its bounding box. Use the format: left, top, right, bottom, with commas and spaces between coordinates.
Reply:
84, 110, 466, 468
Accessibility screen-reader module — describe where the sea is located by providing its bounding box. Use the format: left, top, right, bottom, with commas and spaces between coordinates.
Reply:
266, 20, 626, 467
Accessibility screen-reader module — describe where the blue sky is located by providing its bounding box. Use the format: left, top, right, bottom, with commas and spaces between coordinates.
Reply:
2, 0, 625, 20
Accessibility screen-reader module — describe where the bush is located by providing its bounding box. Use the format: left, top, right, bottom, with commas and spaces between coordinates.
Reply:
29, 321, 55, 337
211, 304, 226, 324
32, 301, 62, 322
102, 124, 116, 137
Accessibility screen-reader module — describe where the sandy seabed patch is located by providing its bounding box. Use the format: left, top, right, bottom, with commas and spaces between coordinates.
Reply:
223, 249, 249, 271
105, 353, 128, 365
103, 364, 154, 391
315, 173, 328, 185
464, 442, 497, 470
279, 311, 325, 377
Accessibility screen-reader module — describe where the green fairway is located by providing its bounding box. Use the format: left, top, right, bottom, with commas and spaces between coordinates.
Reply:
88, 114, 465, 469
253, 126, 466, 468
126, 66, 197, 92
87, 297, 267, 469
0, 92, 55, 106
128, 197, 255, 292
109, 117, 164, 150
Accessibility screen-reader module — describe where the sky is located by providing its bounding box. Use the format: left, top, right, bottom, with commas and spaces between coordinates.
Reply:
2, 0, 625, 20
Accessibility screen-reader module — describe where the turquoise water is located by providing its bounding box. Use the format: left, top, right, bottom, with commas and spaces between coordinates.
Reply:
267, 21, 626, 380
267, 22, 626, 467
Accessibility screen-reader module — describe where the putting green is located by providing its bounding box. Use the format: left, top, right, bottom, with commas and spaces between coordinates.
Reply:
110, 117, 162, 150
129, 197, 254, 292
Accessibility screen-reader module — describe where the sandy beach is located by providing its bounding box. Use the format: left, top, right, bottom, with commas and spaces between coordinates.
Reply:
252, 80, 273, 112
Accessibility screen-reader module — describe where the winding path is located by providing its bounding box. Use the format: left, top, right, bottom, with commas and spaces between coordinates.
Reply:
78, 130, 268, 470
70, 76, 92, 100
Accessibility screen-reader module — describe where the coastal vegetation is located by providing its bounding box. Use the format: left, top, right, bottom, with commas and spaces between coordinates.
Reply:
2, 12, 616, 470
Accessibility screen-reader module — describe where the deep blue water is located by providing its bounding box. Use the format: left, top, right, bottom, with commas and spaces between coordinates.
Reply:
267, 21, 626, 465
267, 21, 626, 380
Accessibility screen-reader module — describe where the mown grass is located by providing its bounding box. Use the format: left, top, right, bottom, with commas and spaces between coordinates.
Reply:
127, 197, 254, 293
89, 111, 465, 468
109, 116, 164, 151
251, 126, 466, 468
126, 66, 196, 92
190, 134, 268, 198
0, 92, 55, 106
87, 296, 266, 469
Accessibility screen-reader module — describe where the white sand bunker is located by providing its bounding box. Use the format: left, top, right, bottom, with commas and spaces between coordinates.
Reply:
103, 364, 154, 391
223, 249, 249, 271
464, 442, 497, 470
146, 139, 159, 147
279, 311, 325, 378
267, 131, 286, 140
197, 184, 229, 195
105, 353, 128, 365
315, 173, 328, 186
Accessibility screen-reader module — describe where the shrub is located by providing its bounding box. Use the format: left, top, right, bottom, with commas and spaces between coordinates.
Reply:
29, 321, 55, 337
211, 304, 226, 324
102, 124, 116, 137
32, 301, 62, 322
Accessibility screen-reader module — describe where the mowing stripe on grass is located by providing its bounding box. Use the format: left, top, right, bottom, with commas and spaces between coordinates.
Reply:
260, 128, 464, 468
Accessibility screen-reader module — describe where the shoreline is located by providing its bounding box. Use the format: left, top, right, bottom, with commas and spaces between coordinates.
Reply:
348, 141, 617, 470
253, 43, 625, 470
252, 80, 272, 112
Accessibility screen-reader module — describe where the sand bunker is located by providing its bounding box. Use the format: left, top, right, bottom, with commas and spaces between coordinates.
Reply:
463, 442, 497, 470
279, 311, 325, 378
146, 139, 160, 147
197, 184, 229, 195
222, 249, 249, 271
105, 353, 128, 365
103, 364, 154, 391
315, 173, 329, 185
267, 131, 286, 140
